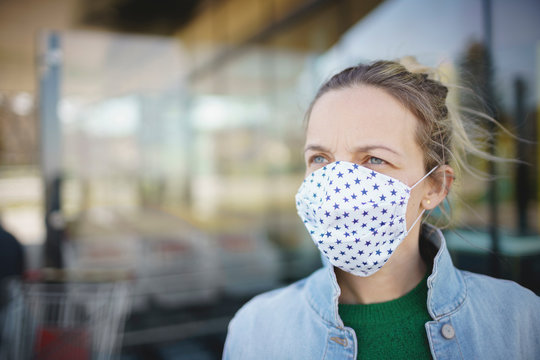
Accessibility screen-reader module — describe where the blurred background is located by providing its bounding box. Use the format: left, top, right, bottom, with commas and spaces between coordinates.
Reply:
0, 0, 538, 358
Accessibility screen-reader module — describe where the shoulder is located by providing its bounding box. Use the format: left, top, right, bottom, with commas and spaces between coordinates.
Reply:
223, 271, 328, 358
227, 275, 312, 333
461, 270, 539, 303
452, 270, 540, 356
460, 270, 540, 322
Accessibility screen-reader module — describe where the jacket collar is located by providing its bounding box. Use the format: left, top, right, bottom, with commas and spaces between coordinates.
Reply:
423, 224, 467, 319
303, 223, 466, 327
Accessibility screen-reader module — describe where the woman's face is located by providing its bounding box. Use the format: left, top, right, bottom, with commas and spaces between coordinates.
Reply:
304, 85, 432, 233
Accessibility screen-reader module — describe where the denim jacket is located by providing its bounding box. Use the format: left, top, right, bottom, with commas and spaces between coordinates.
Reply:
223, 224, 540, 359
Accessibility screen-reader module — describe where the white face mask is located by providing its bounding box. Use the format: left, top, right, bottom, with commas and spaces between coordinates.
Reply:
296, 161, 437, 277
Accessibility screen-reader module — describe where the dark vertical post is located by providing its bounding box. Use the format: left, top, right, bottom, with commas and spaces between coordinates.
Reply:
39, 31, 64, 268
482, 0, 500, 277
514, 78, 528, 235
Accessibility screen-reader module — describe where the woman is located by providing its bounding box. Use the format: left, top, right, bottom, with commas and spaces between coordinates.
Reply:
223, 59, 540, 359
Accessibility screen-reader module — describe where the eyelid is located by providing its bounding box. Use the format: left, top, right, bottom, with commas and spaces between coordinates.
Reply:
309, 154, 327, 163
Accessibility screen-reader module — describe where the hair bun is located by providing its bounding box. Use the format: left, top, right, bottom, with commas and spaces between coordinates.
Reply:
398, 56, 441, 82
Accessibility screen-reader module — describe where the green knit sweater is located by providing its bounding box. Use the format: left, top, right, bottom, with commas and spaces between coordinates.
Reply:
338, 273, 432, 360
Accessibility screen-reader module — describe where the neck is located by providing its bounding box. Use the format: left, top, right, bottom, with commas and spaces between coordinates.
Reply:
335, 226, 426, 304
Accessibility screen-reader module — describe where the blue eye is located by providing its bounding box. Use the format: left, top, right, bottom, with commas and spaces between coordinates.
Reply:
313, 156, 327, 164
368, 157, 384, 165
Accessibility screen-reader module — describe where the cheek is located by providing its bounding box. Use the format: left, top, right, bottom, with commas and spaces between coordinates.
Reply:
304, 165, 317, 177
404, 188, 425, 228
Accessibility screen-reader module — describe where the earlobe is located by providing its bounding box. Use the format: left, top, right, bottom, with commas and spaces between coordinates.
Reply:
423, 165, 454, 210
422, 198, 435, 210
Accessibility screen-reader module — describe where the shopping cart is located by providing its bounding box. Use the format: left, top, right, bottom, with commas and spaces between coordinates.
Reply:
0, 280, 130, 360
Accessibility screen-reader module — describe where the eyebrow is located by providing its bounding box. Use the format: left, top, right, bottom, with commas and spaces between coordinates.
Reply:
304, 144, 401, 156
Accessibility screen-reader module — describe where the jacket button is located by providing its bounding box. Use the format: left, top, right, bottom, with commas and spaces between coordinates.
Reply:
441, 324, 455, 339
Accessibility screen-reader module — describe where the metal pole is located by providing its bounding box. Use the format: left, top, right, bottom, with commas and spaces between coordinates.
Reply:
514, 77, 528, 235
482, 0, 500, 277
39, 31, 64, 268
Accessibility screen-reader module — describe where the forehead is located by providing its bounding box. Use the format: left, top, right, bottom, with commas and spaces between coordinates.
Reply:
306, 85, 420, 155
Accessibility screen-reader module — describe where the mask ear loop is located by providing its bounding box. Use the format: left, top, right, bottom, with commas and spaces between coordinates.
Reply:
410, 165, 439, 190
405, 209, 426, 234
405, 166, 439, 234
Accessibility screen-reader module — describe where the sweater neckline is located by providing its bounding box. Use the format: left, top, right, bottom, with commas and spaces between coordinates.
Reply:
338, 272, 429, 325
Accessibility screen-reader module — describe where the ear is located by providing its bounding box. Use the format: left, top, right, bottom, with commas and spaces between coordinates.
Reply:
421, 165, 454, 210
